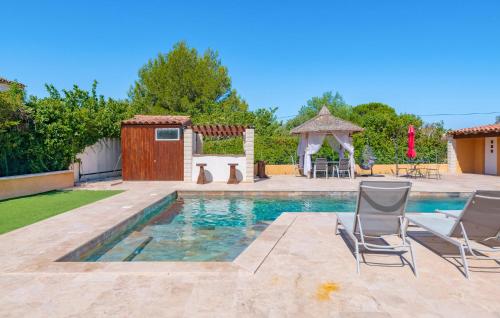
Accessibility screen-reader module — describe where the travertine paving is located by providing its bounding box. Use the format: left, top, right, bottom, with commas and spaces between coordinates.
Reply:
1, 174, 499, 317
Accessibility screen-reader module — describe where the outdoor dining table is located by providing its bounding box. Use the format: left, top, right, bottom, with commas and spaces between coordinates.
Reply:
311, 161, 339, 178
407, 162, 426, 178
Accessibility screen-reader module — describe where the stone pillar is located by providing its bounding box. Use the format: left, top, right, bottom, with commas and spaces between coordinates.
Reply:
447, 135, 458, 175
183, 128, 193, 182
195, 133, 203, 154
244, 129, 255, 182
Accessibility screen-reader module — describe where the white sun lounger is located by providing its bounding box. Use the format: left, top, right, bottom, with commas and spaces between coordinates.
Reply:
335, 181, 417, 275
408, 190, 500, 279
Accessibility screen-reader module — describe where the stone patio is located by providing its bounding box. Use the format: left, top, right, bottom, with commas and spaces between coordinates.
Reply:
1, 174, 499, 317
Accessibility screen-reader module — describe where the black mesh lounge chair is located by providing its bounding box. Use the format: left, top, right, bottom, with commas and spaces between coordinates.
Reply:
335, 181, 417, 275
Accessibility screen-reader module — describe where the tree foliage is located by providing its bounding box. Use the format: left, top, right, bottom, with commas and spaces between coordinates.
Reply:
285, 96, 447, 165
1, 40, 449, 177
350, 103, 446, 163
201, 107, 297, 164
130, 41, 248, 117
0, 82, 135, 177
285, 91, 353, 130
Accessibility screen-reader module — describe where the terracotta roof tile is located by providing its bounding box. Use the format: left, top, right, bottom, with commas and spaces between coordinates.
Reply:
122, 115, 192, 125
0, 77, 25, 87
449, 123, 500, 136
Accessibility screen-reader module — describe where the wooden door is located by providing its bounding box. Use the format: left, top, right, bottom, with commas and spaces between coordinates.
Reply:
153, 127, 184, 180
121, 125, 184, 180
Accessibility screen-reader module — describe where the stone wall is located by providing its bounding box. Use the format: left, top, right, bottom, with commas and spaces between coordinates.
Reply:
0, 170, 74, 200
264, 164, 448, 176
183, 128, 193, 182
244, 129, 255, 182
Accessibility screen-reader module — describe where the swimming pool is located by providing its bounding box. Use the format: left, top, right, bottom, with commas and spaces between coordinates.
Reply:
72, 192, 468, 263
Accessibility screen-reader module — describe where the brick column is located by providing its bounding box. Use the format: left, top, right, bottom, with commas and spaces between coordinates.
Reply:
183, 128, 193, 182
447, 135, 458, 175
244, 129, 255, 182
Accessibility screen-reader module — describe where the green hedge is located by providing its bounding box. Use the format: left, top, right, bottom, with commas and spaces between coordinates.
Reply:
203, 135, 299, 164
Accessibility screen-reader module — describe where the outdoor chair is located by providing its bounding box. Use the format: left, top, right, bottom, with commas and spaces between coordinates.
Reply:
336, 158, 351, 178
313, 158, 328, 179
335, 181, 417, 275
394, 165, 408, 177
408, 190, 500, 279
425, 162, 441, 179
407, 161, 425, 178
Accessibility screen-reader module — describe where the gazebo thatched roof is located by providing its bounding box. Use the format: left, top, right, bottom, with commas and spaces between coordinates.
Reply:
290, 106, 363, 135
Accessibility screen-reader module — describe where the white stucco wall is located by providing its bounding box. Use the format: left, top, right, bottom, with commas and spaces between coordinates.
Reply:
76, 138, 121, 181
192, 155, 247, 182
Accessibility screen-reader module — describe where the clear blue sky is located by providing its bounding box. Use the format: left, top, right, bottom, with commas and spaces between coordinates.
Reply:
2, 0, 499, 129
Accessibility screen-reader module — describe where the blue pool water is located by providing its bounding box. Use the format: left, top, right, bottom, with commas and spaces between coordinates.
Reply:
84, 195, 467, 262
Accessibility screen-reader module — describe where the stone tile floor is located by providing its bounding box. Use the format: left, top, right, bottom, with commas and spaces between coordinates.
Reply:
1, 174, 499, 317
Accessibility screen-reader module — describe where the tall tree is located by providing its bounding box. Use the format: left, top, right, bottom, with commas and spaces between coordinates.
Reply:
285, 91, 352, 130
351, 102, 445, 163
130, 41, 247, 116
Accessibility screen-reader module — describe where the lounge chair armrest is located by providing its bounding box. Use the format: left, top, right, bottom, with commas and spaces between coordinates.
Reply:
435, 209, 462, 218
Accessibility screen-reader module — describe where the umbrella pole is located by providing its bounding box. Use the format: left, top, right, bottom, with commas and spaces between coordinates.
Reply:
393, 137, 399, 176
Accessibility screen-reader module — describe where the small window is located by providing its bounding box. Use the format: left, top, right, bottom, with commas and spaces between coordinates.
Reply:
155, 128, 180, 141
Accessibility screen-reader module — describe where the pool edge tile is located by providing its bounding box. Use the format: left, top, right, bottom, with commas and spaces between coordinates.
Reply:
233, 212, 297, 274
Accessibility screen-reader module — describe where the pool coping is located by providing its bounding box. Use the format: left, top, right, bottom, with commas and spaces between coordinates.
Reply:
178, 190, 471, 198
11, 190, 471, 274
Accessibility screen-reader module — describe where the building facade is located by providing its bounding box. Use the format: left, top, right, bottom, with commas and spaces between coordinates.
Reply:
447, 124, 500, 176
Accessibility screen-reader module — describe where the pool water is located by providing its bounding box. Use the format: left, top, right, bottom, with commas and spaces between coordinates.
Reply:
84, 195, 467, 262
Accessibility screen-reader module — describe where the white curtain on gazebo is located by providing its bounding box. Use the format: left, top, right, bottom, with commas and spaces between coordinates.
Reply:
303, 133, 325, 175
297, 135, 307, 168
296, 132, 356, 178
332, 132, 355, 176
326, 136, 344, 159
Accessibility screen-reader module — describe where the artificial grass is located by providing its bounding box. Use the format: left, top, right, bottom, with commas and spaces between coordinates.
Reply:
0, 190, 123, 234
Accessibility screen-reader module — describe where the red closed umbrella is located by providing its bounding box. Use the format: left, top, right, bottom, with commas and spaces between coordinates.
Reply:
406, 125, 416, 159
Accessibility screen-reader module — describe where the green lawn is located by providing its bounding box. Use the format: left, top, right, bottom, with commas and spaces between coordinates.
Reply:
0, 190, 123, 234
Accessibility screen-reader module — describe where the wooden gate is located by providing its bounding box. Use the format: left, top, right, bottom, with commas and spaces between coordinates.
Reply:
121, 124, 184, 180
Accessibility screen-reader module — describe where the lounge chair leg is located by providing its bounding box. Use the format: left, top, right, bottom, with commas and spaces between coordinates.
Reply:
409, 243, 418, 277
355, 242, 360, 274
334, 219, 339, 235
459, 244, 470, 279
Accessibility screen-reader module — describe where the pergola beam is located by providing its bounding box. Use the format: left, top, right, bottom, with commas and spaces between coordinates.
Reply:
190, 125, 250, 137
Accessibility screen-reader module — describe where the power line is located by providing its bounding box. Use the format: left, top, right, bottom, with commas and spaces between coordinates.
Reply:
418, 111, 500, 117
276, 110, 500, 120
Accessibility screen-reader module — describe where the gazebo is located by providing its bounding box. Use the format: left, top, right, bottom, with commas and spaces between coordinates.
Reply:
290, 106, 363, 178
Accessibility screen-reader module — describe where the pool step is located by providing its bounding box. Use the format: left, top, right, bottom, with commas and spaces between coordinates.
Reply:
98, 231, 153, 261
123, 236, 153, 261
